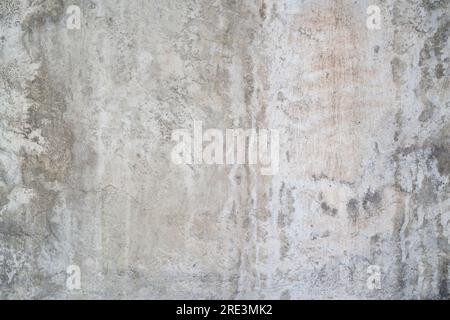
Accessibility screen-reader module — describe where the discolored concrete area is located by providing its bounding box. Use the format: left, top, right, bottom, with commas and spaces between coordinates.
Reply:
0, 0, 449, 299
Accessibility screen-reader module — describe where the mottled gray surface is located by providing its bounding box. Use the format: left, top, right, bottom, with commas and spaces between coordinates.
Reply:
0, 0, 449, 299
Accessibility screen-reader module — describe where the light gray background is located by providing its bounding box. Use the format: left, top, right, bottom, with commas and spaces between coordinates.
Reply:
0, 0, 449, 299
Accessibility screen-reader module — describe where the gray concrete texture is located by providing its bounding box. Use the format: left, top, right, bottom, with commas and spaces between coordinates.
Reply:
0, 0, 449, 299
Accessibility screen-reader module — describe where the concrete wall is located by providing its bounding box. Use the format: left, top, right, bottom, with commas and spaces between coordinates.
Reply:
0, 0, 449, 299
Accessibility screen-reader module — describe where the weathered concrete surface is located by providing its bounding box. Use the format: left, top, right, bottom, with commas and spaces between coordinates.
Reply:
0, 0, 449, 299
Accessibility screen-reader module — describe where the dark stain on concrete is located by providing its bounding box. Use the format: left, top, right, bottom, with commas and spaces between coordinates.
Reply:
259, 1, 266, 21
362, 189, 382, 213
391, 56, 407, 85
347, 198, 359, 223
321, 201, 338, 217
430, 141, 450, 177
417, 20, 450, 122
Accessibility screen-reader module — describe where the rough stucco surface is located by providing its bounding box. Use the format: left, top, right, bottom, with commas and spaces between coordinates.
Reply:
0, 0, 449, 299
